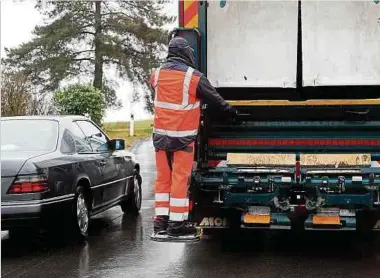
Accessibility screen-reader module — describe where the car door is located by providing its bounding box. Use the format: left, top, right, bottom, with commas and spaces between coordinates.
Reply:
70, 122, 104, 209
75, 120, 126, 206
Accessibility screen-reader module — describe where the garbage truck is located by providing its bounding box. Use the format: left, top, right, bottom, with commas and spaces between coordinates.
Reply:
172, 0, 380, 236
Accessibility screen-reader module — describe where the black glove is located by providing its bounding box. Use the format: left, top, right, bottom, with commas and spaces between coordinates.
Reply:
228, 106, 238, 118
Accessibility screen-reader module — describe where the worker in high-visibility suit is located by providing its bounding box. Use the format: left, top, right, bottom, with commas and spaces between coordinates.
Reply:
150, 36, 237, 239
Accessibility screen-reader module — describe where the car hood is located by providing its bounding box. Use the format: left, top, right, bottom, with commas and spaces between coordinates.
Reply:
1, 151, 48, 177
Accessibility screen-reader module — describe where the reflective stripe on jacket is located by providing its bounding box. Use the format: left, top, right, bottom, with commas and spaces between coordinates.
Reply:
151, 66, 201, 151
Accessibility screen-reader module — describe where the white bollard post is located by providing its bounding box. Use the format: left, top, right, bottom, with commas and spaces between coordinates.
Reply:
129, 113, 134, 137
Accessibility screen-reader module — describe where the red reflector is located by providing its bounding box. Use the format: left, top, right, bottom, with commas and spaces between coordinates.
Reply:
208, 160, 222, 168
8, 175, 49, 194
189, 200, 193, 211
295, 161, 301, 178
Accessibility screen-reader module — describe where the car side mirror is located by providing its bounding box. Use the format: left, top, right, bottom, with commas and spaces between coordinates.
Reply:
109, 139, 125, 150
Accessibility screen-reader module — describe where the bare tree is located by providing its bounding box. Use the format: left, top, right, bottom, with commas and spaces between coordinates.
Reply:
1, 70, 30, 116
1, 69, 52, 116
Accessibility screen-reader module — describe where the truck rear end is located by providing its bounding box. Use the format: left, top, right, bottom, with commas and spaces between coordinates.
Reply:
176, 0, 380, 233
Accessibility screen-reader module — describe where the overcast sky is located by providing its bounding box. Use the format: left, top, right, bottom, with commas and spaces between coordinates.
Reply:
1, 0, 177, 122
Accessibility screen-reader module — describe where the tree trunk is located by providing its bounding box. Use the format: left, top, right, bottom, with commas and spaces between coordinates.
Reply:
93, 1, 103, 90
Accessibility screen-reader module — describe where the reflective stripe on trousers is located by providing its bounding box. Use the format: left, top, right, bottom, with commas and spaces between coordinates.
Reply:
153, 144, 195, 221
152, 128, 198, 138
154, 193, 170, 216
169, 197, 189, 221
169, 212, 189, 222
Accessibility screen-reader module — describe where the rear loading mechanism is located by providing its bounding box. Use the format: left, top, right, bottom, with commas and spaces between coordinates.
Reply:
191, 103, 380, 232
193, 166, 380, 231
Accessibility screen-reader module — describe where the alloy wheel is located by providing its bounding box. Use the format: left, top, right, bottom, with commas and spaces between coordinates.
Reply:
76, 193, 89, 235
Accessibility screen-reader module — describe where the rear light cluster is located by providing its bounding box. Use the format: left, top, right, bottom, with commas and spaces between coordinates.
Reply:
8, 175, 49, 194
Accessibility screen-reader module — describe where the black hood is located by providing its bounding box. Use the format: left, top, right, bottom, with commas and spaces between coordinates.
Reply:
166, 36, 196, 68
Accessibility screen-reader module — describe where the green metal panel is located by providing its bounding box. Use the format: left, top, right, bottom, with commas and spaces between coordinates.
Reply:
319, 193, 373, 207
224, 191, 279, 207
271, 213, 292, 227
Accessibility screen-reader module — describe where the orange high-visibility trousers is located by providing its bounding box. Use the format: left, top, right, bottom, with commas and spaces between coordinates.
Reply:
154, 143, 195, 221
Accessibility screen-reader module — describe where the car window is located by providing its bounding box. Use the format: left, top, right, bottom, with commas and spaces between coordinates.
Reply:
71, 123, 93, 153
76, 121, 109, 152
1, 119, 58, 152
60, 129, 76, 154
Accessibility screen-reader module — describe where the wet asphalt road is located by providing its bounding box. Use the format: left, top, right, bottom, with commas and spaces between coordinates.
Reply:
2, 140, 380, 278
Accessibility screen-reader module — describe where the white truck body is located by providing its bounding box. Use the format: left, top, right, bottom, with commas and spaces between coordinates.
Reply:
206, 0, 380, 88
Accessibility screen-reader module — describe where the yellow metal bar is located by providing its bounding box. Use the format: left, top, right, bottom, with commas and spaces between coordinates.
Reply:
227, 99, 380, 106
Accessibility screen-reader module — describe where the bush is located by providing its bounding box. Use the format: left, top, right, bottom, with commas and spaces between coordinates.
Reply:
54, 84, 106, 125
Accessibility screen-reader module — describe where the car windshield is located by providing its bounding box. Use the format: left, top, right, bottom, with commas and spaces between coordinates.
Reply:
1, 119, 59, 152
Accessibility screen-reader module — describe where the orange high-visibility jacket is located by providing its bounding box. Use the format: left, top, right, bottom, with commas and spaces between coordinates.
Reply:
151, 66, 202, 151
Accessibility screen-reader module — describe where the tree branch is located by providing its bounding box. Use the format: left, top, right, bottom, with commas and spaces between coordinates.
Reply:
79, 31, 96, 36
73, 50, 95, 55
73, 58, 94, 62
102, 1, 113, 14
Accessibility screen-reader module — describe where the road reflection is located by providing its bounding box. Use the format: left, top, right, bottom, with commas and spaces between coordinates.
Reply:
78, 242, 90, 277
2, 209, 380, 278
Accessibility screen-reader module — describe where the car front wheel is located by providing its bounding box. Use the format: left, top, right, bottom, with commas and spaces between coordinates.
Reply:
72, 185, 90, 241
121, 171, 142, 214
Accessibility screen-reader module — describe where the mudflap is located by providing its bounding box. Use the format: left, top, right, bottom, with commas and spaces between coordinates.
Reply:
150, 230, 201, 243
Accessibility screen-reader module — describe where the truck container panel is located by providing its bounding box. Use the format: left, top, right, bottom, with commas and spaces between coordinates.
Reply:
206, 1, 298, 88
302, 1, 380, 86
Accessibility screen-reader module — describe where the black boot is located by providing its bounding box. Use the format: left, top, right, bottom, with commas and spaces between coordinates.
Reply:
167, 221, 198, 237
154, 215, 169, 233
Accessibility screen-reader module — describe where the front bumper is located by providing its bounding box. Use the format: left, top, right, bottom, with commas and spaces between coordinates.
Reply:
1, 194, 74, 230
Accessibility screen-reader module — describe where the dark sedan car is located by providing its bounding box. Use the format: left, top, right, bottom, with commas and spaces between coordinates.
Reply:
1, 116, 142, 240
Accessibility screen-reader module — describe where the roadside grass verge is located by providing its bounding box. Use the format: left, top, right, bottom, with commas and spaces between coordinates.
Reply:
103, 120, 153, 148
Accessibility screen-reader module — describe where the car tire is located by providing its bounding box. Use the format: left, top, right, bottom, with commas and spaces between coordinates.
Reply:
120, 170, 142, 214
71, 185, 90, 241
